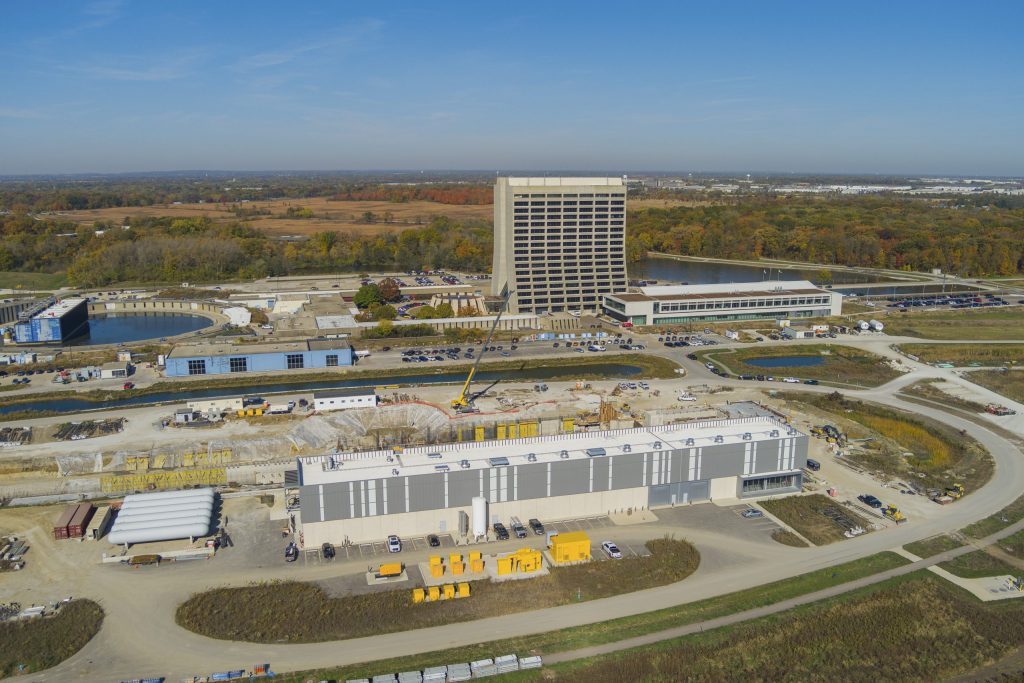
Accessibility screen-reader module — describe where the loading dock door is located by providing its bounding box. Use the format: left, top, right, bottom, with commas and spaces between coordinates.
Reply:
648, 480, 710, 508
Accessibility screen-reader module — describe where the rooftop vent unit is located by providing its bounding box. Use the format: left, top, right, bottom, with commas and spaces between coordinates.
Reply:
560, 450, 570, 459
622, 444, 632, 453
769, 430, 779, 438
434, 464, 450, 473
526, 453, 538, 462
391, 468, 400, 476
652, 442, 663, 449
427, 452, 443, 459
586, 448, 607, 457
743, 432, 752, 441
459, 459, 471, 469
685, 438, 695, 447
714, 435, 724, 444
488, 457, 510, 467
787, 428, 799, 436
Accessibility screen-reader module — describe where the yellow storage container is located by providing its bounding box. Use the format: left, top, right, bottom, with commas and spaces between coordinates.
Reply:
412, 588, 425, 604
469, 551, 482, 562
497, 424, 507, 440
443, 584, 456, 600
430, 563, 444, 578
428, 586, 440, 602
451, 562, 464, 576
449, 553, 462, 565
497, 557, 514, 575
470, 558, 484, 573
429, 555, 442, 566
474, 426, 485, 441
237, 410, 245, 417
379, 562, 402, 577
550, 531, 591, 564
457, 582, 471, 598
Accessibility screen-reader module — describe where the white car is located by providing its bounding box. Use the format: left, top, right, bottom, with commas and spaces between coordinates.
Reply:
601, 541, 622, 559
782, 377, 800, 383
677, 394, 697, 402
386, 535, 402, 553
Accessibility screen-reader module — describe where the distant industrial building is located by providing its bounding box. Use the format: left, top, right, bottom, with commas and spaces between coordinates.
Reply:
0, 299, 37, 326
14, 297, 89, 343
313, 387, 377, 412
295, 416, 807, 545
602, 280, 842, 326
165, 339, 353, 377
492, 177, 628, 314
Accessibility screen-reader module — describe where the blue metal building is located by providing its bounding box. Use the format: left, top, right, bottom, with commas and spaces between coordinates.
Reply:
164, 339, 353, 377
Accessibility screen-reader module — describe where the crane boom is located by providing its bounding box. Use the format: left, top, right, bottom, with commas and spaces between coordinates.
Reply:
452, 288, 512, 411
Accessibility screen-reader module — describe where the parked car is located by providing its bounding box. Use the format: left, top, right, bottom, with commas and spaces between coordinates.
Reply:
427, 534, 441, 547
858, 494, 883, 509
529, 518, 545, 535
284, 542, 298, 562
601, 541, 622, 559
321, 542, 336, 559
512, 522, 527, 538
386, 534, 402, 552
740, 509, 764, 519
677, 393, 697, 402
782, 377, 800, 383
493, 522, 510, 540
804, 379, 820, 385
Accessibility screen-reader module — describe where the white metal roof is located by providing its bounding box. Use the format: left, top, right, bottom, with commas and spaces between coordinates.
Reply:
298, 417, 800, 486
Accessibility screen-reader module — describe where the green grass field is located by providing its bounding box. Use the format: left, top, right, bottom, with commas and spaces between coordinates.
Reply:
900, 343, 1024, 366
904, 534, 964, 559
0, 599, 103, 679
882, 308, 1024, 340
0, 271, 66, 291
177, 538, 699, 643
967, 369, 1024, 403
760, 494, 872, 545
275, 552, 908, 683
938, 550, 1021, 578
962, 493, 1024, 540
696, 344, 901, 388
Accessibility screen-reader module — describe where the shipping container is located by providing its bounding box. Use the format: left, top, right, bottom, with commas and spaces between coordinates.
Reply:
85, 506, 113, 540
53, 503, 79, 540
67, 503, 96, 538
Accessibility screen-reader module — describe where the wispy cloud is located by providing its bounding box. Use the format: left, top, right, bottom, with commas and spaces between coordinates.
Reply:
0, 107, 47, 120
67, 48, 206, 82
232, 19, 383, 72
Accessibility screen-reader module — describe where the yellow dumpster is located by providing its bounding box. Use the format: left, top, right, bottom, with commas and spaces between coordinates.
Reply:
457, 582, 471, 598
497, 557, 514, 575
430, 563, 444, 578
412, 588, 425, 604
451, 562, 464, 576
443, 584, 456, 600
470, 558, 484, 573
449, 553, 462, 565
429, 555, 442, 566
428, 586, 440, 602
550, 531, 591, 564
469, 551, 482, 562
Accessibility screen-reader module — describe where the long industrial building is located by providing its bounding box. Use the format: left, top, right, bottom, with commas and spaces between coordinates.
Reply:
602, 280, 843, 326
492, 177, 628, 315
14, 297, 89, 343
296, 417, 807, 546
165, 338, 353, 377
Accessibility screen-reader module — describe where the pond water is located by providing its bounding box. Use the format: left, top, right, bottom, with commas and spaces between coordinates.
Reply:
744, 355, 825, 368
67, 313, 212, 346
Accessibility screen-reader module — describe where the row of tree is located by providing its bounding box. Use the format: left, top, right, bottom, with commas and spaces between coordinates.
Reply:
626, 197, 1024, 276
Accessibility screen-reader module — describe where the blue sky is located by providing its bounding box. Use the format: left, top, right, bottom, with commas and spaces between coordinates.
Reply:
1, 1, 1021, 175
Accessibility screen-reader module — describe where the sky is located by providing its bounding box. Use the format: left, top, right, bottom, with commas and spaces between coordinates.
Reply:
1, 1, 1022, 176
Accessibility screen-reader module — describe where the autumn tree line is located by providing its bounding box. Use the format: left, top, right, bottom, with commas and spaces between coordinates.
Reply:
627, 197, 1024, 276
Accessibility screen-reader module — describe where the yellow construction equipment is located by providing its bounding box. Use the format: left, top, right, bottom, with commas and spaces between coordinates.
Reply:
451, 287, 512, 413
412, 588, 425, 604
882, 505, 906, 524
550, 531, 591, 564
946, 483, 965, 499
378, 562, 403, 577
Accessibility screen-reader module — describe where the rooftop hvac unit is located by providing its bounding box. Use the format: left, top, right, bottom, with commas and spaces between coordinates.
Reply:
391, 468, 400, 476
685, 438, 695, 446
714, 435, 724, 444
560, 450, 570, 459
526, 453, 538, 462
586, 447, 607, 457
428, 452, 443, 459
435, 464, 450, 472
743, 433, 752, 440
459, 459, 471, 469
652, 441, 663, 449
488, 456, 510, 467
769, 430, 779, 437
622, 444, 631, 452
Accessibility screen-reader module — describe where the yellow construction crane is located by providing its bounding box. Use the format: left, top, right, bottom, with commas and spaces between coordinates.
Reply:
451, 287, 512, 413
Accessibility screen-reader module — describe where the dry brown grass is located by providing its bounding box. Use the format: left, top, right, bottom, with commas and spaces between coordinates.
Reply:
0, 599, 104, 678
176, 537, 699, 643
761, 494, 871, 546
52, 198, 494, 237
770, 529, 810, 548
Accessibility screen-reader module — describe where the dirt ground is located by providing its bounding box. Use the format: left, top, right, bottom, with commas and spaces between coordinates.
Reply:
49, 198, 494, 237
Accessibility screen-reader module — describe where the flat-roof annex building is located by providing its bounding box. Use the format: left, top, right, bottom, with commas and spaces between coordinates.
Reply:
165, 339, 353, 377
603, 280, 843, 326
492, 177, 628, 314
296, 416, 807, 546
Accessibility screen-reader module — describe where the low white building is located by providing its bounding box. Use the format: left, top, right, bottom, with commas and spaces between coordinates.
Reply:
99, 361, 130, 379
222, 306, 252, 326
313, 388, 377, 412
603, 280, 842, 326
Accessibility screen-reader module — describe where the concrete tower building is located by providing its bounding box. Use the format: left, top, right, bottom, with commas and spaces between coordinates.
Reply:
492, 177, 628, 314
